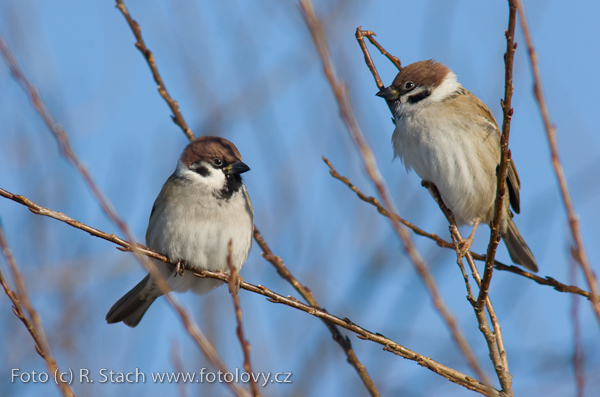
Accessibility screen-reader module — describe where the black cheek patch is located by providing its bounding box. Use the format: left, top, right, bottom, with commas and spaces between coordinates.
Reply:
192, 164, 210, 177
407, 89, 431, 104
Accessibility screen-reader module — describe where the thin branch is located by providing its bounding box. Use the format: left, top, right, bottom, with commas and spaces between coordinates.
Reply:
354, 28, 385, 89
0, 186, 496, 396
493, 263, 590, 298
115, 0, 194, 141
570, 255, 585, 397
324, 157, 454, 249
513, 0, 600, 326
355, 28, 401, 85
227, 240, 260, 397
0, 224, 74, 397
299, 0, 489, 387
469, 5, 521, 394
425, 183, 512, 396
476, 1, 518, 318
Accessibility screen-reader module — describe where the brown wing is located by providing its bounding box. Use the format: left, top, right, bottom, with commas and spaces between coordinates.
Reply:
469, 90, 521, 214
507, 158, 521, 214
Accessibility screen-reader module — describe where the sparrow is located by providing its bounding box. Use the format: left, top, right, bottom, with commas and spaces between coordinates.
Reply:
106, 136, 254, 327
377, 60, 537, 272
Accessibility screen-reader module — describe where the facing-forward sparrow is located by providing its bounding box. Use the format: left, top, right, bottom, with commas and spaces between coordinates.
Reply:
106, 136, 254, 327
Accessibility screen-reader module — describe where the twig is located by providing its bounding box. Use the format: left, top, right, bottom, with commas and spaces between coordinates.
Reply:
227, 240, 260, 397
493, 263, 590, 298
470, 5, 521, 394
355, 28, 401, 87
476, 1, 518, 320
324, 157, 454, 249
0, 224, 74, 397
512, 0, 600, 326
354, 28, 385, 89
569, 255, 585, 397
115, 0, 194, 141
112, 0, 378, 392
299, 0, 489, 386
0, 186, 496, 395
425, 183, 512, 396
354, 28, 401, 117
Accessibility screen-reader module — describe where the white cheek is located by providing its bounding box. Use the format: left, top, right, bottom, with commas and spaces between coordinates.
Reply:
177, 161, 226, 192
195, 168, 226, 191
429, 72, 460, 102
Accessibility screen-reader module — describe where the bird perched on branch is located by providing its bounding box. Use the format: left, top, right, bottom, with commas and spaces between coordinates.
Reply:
377, 60, 537, 272
106, 136, 254, 327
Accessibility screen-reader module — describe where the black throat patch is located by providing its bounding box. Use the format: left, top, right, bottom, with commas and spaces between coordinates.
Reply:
215, 174, 244, 201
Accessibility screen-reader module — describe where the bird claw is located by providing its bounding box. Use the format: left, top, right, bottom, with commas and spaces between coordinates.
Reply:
452, 218, 480, 258
174, 260, 186, 276
235, 274, 243, 293
456, 234, 475, 257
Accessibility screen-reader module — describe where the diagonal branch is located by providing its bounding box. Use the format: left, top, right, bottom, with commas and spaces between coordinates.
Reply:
0, 186, 498, 396
0, 225, 74, 397
115, 0, 194, 141
324, 155, 591, 299
226, 240, 260, 397
299, 0, 490, 387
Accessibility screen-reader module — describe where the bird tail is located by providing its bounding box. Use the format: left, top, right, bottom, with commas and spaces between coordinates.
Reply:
106, 275, 160, 327
501, 216, 538, 272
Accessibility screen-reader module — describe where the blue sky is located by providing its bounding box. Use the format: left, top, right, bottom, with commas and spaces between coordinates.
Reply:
1, 1, 599, 396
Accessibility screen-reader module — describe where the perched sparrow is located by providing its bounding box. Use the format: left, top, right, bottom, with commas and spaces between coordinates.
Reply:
106, 136, 254, 327
377, 60, 537, 272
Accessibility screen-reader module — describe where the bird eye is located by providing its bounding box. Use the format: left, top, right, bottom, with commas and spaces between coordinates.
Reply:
404, 81, 415, 91
212, 158, 224, 167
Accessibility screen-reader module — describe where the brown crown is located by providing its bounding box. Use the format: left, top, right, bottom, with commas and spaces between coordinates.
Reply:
180, 136, 243, 167
391, 59, 450, 90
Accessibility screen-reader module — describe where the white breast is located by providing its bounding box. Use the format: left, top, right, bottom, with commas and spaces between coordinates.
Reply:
392, 99, 499, 225
146, 175, 253, 294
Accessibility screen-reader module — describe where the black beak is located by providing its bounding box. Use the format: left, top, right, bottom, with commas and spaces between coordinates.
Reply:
376, 86, 400, 101
223, 160, 250, 175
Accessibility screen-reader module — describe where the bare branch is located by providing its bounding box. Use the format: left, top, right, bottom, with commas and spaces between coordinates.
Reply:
115, 0, 194, 141
0, 225, 74, 397
512, 0, 600, 326
476, 2, 518, 317
0, 186, 496, 395
299, 0, 489, 386
227, 240, 260, 397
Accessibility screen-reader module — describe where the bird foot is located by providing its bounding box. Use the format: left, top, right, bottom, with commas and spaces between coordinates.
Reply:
452, 218, 481, 257
174, 260, 187, 276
